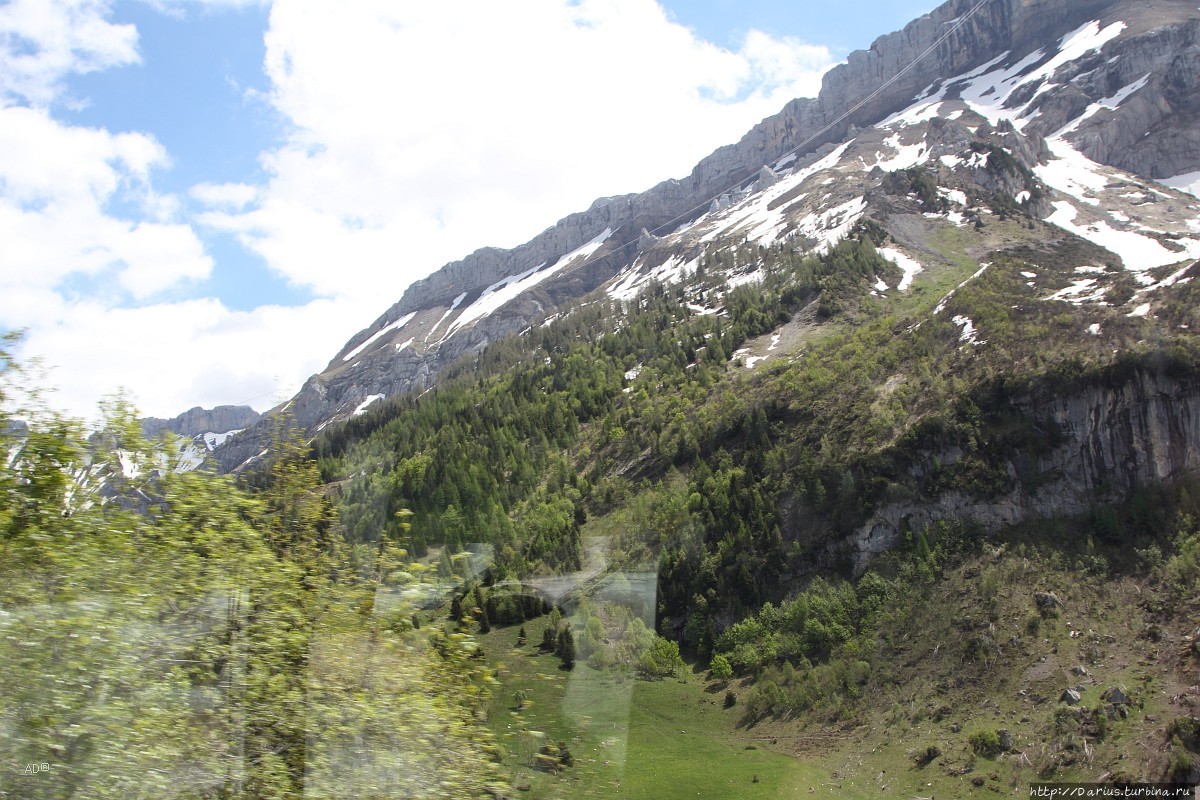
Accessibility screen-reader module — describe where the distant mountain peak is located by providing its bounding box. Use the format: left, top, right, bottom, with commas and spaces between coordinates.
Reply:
142, 405, 261, 441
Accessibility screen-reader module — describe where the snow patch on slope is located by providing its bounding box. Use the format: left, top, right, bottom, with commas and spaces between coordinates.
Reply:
728, 267, 766, 289
1138, 262, 1196, 295
202, 430, 242, 451
939, 188, 968, 207
793, 197, 868, 252
607, 254, 699, 302
1046, 201, 1200, 275
894, 20, 1127, 133
1163, 171, 1200, 199
173, 442, 207, 473
878, 247, 923, 291
352, 395, 384, 417
1036, 136, 1110, 205
952, 315, 982, 346
343, 312, 417, 362
1055, 74, 1150, 137
446, 227, 613, 338
865, 134, 929, 172
426, 292, 468, 342
697, 142, 853, 245
1046, 277, 1106, 304
881, 98, 946, 128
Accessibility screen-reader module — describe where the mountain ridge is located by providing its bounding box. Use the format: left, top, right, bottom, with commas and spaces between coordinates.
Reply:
141, 404, 261, 440
214, 0, 1200, 472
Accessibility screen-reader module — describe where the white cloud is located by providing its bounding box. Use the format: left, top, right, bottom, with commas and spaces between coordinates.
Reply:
0, 0, 139, 106
191, 181, 259, 210
0, 105, 211, 303
144, 0, 266, 10
740, 29, 837, 104
2, 0, 840, 421
13, 296, 362, 419
0, 104, 163, 206
209, 0, 836, 305
0, 4, 218, 418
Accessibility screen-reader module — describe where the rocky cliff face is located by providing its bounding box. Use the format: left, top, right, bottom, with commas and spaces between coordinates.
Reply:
142, 405, 261, 440
1022, 10, 1200, 178
849, 368, 1200, 573
821, 0, 1104, 128
215, 0, 1200, 471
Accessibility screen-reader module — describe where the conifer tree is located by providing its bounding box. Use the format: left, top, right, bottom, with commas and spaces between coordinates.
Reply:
557, 623, 575, 670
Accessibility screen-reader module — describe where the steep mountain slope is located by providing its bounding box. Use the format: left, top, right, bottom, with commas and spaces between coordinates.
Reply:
216, 0, 1200, 471
290, 2, 1200, 790
107, 1, 1200, 794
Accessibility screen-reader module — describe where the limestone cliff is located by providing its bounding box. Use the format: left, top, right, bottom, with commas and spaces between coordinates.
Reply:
849, 367, 1200, 573
142, 405, 261, 440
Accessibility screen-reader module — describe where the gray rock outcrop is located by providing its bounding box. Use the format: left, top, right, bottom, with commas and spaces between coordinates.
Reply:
142, 405, 261, 440
1024, 13, 1200, 179
849, 368, 1200, 573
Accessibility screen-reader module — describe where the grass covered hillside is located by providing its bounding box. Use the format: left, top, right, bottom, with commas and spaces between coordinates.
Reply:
312, 166, 1200, 794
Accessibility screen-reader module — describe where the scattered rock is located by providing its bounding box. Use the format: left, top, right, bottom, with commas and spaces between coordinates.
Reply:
997, 729, 1014, 752
1061, 689, 1083, 705
913, 745, 941, 768
756, 165, 779, 190
1104, 704, 1129, 721
1101, 687, 1131, 706
1072, 665, 1089, 677
1035, 592, 1061, 613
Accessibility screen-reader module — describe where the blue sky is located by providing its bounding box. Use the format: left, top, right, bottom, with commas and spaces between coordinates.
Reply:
665, 0, 942, 51
0, 0, 938, 420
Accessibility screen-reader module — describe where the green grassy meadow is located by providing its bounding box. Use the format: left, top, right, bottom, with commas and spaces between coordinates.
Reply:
479, 624, 847, 799
466, 518, 1199, 798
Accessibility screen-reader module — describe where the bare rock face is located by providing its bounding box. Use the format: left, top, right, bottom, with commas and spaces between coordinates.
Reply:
215, 0, 1200, 471
819, 0, 1110, 130
848, 369, 1200, 573
142, 405, 261, 439
1024, 13, 1200, 178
